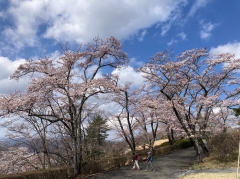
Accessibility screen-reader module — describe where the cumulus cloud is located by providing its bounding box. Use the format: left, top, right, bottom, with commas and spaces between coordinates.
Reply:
1, 0, 45, 51
1, 0, 186, 51
0, 57, 28, 94
210, 42, 240, 58
112, 66, 145, 88
200, 21, 218, 39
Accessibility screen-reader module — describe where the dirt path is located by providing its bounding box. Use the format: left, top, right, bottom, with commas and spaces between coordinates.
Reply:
87, 147, 196, 179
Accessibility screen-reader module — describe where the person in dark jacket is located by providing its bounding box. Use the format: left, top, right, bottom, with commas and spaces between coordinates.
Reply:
132, 152, 141, 170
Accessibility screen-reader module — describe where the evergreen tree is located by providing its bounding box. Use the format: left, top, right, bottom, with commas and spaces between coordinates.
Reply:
85, 115, 109, 160
231, 108, 240, 117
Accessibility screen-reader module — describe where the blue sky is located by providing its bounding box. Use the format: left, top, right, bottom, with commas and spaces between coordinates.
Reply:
0, 0, 240, 136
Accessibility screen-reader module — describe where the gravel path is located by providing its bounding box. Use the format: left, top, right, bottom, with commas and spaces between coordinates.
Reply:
87, 147, 196, 179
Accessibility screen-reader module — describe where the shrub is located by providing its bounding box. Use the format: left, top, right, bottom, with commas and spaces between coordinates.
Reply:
154, 141, 170, 149
81, 155, 129, 175
82, 160, 104, 174
210, 131, 239, 162
174, 138, 194, 149
112, 156, 127, 168
153, 138, 194, 156
154, 145, 173, 156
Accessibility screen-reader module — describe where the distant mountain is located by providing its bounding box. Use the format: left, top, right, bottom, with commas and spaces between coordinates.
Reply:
0, 138, 30, 151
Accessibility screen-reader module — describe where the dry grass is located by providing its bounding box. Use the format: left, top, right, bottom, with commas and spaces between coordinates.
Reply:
192, 153, 237, 170
181, 172, 236, 179
181, 153, 238, 179
153, 139, 169, 146
136, 139, 169, 150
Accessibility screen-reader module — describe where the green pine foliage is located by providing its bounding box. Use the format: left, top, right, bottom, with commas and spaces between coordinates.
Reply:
86, 115, 109, 146
231, 108, 240, 117
84, 115, 110, 160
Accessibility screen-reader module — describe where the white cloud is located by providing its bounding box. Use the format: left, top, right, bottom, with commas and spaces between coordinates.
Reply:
2, 0, 45, 51
187, 0, 210, 18
112, 66, 145, 88
2, 0, 187, 51
160, 7, 184, 36
167, 38, 178, 46
129, 58, 144, 68
2, 27, 38, 51
0, 57, 28, 94
0, 11, 4, 18
210, 42, 240, 58
200, 22, 218, 39
178, 32, 187, 40
161, 23, 171, 36
138, 29, 147, 42
213, 107, 220, 114
179, 0, 211, 26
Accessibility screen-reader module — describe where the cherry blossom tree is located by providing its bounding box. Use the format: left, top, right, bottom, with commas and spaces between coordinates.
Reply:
134, 87, 185, 149
0, 147, 34, 174
2, 114, 74, 169
210, 107, 239, 134
0, 146, 60, 174
107, 81, 166, 154
107, 81, 139, 155
0, 36, 128, 175
3, 117, 53, 169
139, 48, 240, 161
134, 94, 160, 152
107, 78, 176, 154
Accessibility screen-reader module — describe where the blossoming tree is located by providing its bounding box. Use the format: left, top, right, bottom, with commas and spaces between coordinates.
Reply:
0, 147, 33, 174
106, 81, 139, 155
139, 48, 240, 161
0, 36, 128, 175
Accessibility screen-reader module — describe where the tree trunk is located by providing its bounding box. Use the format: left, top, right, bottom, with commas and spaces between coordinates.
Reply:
167, 128, 175, 145
72, 136, 80, 176
198, 138, 209, 157
148, 139, 153, 153
193, 138, 202, 163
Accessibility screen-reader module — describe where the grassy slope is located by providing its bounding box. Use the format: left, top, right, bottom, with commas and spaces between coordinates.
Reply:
181, 153, 238, 179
